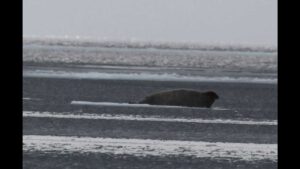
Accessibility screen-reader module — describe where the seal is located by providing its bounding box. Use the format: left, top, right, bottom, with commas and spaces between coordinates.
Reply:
138, 89, 219, 108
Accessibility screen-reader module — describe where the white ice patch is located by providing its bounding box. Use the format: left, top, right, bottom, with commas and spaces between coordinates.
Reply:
23, 70, 277, 84
71, 101, 225, 110
23, 111, 277, 126
71, 100, 238, 112
23, 98, 33, 101
23, 135, 277, 161
23, 97, 41, 101
71, 101, 233, 111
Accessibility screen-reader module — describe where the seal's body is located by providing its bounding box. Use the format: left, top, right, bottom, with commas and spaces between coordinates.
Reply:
139, 89, 219, 108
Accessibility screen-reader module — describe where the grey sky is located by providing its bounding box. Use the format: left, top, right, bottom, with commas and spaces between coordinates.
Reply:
23, 0, 277, 46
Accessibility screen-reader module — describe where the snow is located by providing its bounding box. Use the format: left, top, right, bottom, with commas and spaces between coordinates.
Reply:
23, 38, 277, 73
23, 111, 278, 126
23, 135, 277, 161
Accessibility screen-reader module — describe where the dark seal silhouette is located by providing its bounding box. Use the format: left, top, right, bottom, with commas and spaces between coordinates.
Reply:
138, 89, 219, 108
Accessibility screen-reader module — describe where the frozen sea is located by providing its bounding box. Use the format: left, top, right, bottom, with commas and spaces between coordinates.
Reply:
23, 37, 277, 169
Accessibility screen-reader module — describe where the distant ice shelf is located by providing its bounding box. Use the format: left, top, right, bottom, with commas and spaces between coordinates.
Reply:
23, 70, 277, 84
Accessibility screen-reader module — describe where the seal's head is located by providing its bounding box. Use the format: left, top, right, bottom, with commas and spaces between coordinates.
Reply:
204, 91, 219, 100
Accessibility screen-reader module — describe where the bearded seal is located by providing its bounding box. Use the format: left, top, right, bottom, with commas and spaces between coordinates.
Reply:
138, 89, 219, 108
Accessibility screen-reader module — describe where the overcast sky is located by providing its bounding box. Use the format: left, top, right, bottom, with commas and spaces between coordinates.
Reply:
23, 0, 277, 46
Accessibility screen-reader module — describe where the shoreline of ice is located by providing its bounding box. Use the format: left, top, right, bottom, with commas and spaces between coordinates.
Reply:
23, 36, 277, 53
23, 69, 277, 84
